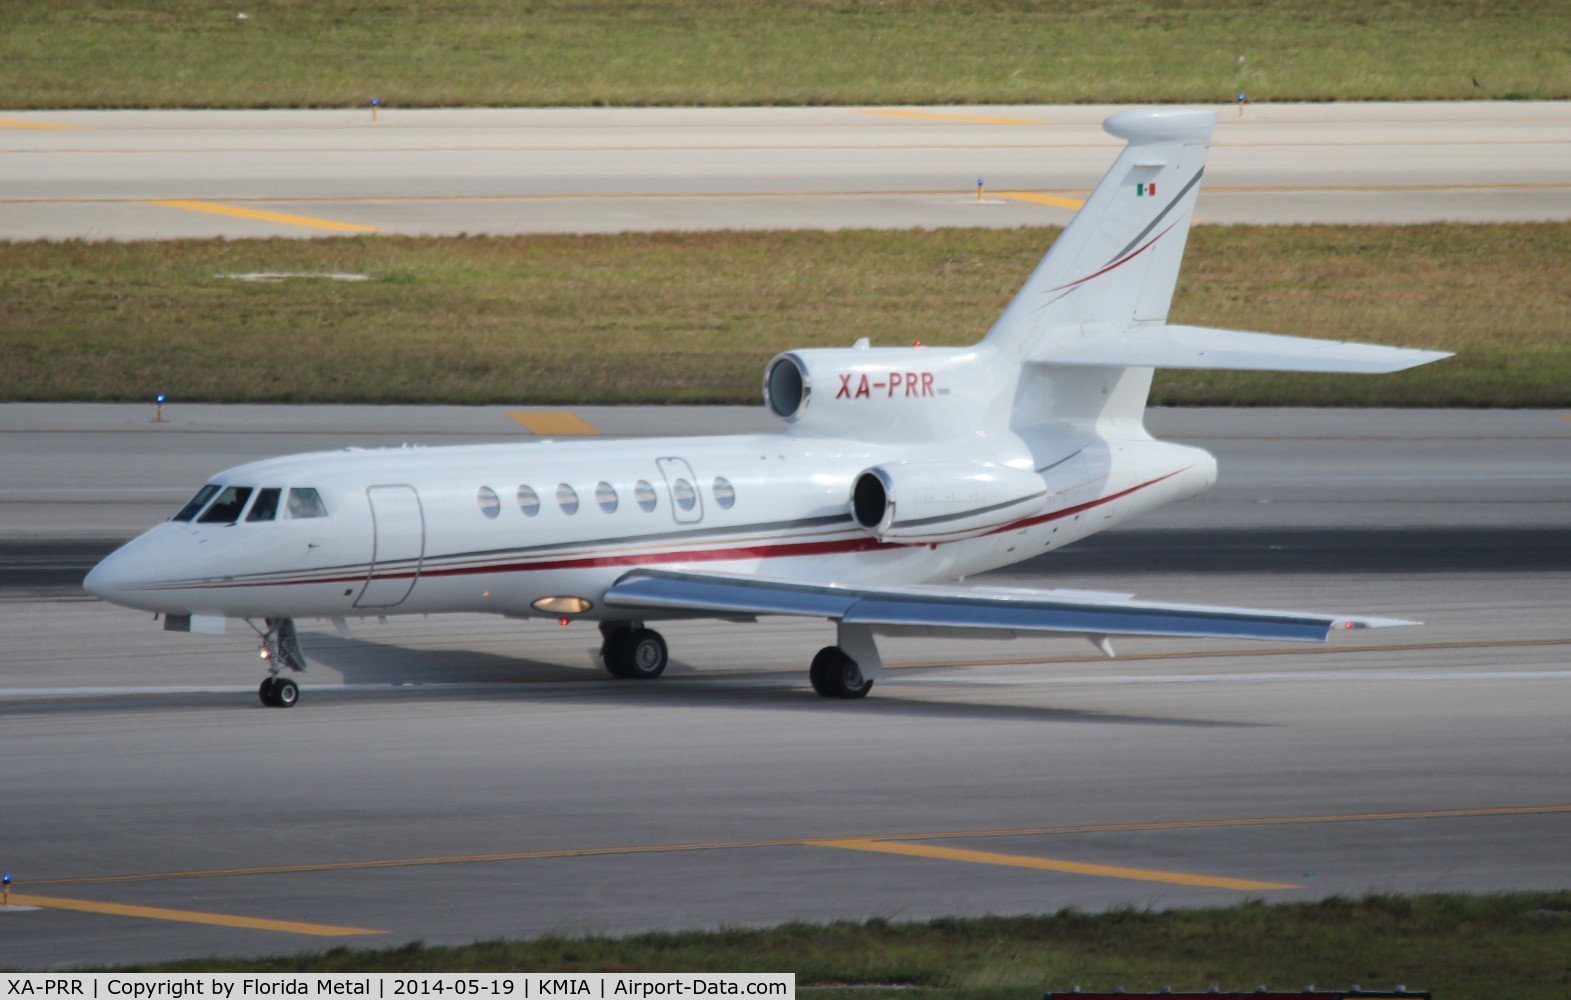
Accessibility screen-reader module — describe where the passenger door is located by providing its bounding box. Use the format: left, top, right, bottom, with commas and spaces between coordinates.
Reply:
356, 485, 425, 608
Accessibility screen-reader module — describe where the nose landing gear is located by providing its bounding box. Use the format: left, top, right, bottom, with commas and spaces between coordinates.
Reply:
250, 618, 306, 708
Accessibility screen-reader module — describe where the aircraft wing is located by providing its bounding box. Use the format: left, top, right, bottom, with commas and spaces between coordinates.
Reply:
603, 568, 1415, 643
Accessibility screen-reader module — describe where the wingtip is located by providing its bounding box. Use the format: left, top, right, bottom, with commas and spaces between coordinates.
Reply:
1337, 616, 1422, 630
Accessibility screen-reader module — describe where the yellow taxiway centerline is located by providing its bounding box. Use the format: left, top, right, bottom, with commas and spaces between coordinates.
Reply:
858, 109, 1051, 126
995, 191, 1087, 211
0, 119, 83, 131
509, 411, 601, 435
9, 893, 383, 937
815, 839, 1298, 890
144, 199, 380, 233
29, 804, 1570, 889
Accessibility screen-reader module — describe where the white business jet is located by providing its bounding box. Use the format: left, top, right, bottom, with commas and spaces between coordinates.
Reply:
85, 108, 1449, 707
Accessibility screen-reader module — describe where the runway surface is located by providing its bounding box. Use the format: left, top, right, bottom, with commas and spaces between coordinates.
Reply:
1, 404, 1568, 969
3, 102, 1569, 239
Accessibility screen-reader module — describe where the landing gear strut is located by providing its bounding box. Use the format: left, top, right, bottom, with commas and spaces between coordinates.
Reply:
250, 617, 306, 708
599, 622, 668, 680
809, 646, 874, 699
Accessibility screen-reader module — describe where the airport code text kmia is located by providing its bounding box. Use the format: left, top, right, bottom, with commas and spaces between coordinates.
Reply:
6, 977, 792, 1000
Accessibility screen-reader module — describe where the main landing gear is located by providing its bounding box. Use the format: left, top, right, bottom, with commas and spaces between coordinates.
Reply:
596, 622, 876, 699
250, 617, 306, 708
599, 622, 669, 680
809, 645, 874, 699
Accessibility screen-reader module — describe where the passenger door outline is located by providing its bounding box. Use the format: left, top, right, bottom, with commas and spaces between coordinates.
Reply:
356, 485, 425, 609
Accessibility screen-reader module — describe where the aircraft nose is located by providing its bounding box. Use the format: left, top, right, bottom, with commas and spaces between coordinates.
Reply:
83, 528, 209, 611
83, 546, 138, 602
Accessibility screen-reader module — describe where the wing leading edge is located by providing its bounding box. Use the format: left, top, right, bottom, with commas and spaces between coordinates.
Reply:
604, 568, 1415, 644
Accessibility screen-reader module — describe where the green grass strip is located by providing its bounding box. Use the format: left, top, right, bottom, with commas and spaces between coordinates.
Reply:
88, 893, 1571, 999
3, 1, 1570, 109
4, 223, 1568, 407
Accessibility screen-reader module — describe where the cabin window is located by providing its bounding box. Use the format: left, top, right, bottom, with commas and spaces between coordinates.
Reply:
595, 482, 618, 513
172, 484, 221, 522
247, 487, 281, 522
557, 484, 579, 515
634, 480, 658, 513
517, 485, 540, 517
199, 486, 253, 524
712, 477, 736, 510
672, 478, 697, 512
477, 486, 501, 519
285, 488, 329, 519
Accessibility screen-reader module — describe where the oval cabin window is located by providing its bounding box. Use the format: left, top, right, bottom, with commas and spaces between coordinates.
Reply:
635, 480, 658, 512
557, 484, 579, 515
517, 485, 540, 517
673, 479, 697, 512
477, 486, 501, 519
596, 482, 619, 513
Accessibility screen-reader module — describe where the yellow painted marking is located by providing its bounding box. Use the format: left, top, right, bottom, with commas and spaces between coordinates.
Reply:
32, 804, 1569, 889
858, 109, 1049, 126
859, 803, 1571, 848
509, 411, 600, 435
10, 893, 383, 937
145, 199, 380, 233
816, 839, 1297, 890
995, 191, 1086, 211
0, 118, 83, 131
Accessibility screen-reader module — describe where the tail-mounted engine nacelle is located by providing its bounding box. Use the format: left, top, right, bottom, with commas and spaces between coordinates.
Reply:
849, 462, 1049, 544
763, 346, 999, 442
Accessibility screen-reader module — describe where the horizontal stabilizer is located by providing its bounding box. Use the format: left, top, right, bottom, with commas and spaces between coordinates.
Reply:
605, 569, 1415, 644
1033, 324, 1452, 373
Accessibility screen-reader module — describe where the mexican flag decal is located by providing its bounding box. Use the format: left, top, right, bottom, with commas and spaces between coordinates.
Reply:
1136, 182, 1157, 197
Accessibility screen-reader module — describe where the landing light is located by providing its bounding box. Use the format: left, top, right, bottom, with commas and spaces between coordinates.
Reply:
532, 595, 593, 616
258, 646, 272, 660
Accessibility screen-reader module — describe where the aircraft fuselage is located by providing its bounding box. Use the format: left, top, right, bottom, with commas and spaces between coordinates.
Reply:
85, 429, 1216, 623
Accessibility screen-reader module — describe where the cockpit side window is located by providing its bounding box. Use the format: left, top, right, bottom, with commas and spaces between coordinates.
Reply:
285, 488, 329, 519
198, 486, 254, 524
172, 484, 221, 522
247, 487, 282, 522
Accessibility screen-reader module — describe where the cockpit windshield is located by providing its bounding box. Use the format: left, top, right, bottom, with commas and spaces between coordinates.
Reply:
172, 484, 221, 522
247, 487, 282, 522
285, 488, 328, 519
171, 483, 325, 524
198, 486, 253, 524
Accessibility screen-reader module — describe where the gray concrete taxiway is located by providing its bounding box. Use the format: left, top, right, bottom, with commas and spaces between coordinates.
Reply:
1, 404, 1568, 969
3, 102, 1569, 239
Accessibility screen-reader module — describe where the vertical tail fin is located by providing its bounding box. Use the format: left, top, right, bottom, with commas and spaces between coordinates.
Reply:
984, 109, 1215, 361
